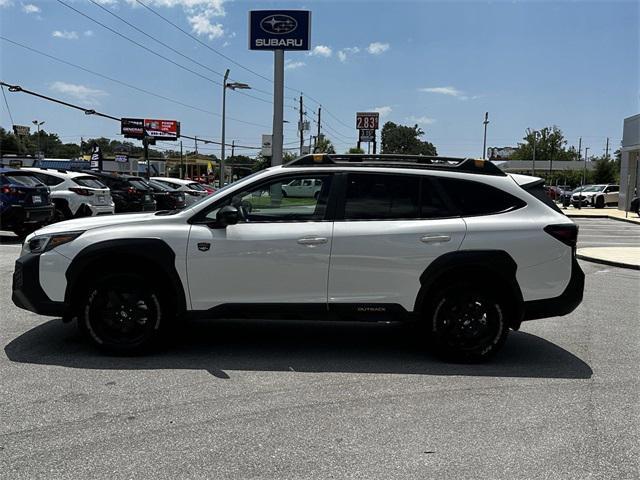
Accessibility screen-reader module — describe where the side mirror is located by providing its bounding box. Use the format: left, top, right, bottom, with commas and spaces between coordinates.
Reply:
215, 205, 239, 227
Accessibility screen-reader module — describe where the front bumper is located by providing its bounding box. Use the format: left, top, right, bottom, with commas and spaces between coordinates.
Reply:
12, 253, 66, 317
522, 257, 585, 321
571, 196, 594, 207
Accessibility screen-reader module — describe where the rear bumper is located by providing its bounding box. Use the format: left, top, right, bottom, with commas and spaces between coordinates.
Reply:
87, 203, 115, 216
0, 204, 54, 229
522, 257, 585, 321
12, 253, 66, 317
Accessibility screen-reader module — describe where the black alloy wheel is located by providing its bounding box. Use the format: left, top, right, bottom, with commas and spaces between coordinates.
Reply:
427, 284, 508, 362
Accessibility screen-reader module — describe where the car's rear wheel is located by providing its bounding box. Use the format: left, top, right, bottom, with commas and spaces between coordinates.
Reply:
78, 273, 169, 354
424, 282, 509, 362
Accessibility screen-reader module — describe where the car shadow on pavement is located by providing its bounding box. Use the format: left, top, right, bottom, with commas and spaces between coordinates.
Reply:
0, 232, 22, 245
4, 318, 593, 380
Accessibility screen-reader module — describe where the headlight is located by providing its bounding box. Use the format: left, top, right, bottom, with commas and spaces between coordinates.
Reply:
22, 231, 84, 255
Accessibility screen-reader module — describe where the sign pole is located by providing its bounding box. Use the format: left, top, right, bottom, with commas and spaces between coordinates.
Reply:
144, 137, 150, 180
272, 49, 285, 166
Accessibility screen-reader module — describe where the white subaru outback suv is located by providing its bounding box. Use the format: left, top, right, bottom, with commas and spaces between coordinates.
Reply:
22, 167, 115, 220
12, 155, 584, 361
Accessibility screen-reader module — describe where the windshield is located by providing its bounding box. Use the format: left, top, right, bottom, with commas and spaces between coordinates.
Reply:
3, 173, 43, 187
581, 185, 605, 192
73, 176, 106, 189
128, 179, 150, 190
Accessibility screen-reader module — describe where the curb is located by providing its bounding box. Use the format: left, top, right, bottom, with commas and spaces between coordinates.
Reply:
564, 213, 640, 225
576, 253, 640, 271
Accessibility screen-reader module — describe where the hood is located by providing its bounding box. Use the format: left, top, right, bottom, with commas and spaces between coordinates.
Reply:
29, 212, 159, 237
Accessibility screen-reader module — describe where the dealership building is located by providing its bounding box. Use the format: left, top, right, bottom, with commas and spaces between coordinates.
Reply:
619, 114, 640, 211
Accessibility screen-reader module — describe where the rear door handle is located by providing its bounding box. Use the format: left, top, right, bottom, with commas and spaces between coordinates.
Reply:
420, 234, 451, 244
297, 236, 328, 246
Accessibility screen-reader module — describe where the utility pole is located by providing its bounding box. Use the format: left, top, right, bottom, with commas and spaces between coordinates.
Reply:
231, 140, 235, 158
577, 137, 582, 162
32, 120, 45, 159
605, 137, 610, 159
316, 106, 322, 149
579, 147, 589, 210
221, 68, 230, 186
195, 136, 198, 155
299, 94, 304, 156
143, 136, 150, 180
180, 140, 184, 179
482, 112, 489, 159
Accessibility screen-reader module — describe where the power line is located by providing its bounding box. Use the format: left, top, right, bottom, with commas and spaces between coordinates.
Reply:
0, 81, 262, 149
1, 84, 15, 125
0, 36, 270, 129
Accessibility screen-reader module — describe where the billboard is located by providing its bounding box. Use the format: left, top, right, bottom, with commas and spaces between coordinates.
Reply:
12, 125, 30, 136
359, 129, 376, 142
121, 118, 180, 141
249, 10, 311, 51
356, 112, 380, 130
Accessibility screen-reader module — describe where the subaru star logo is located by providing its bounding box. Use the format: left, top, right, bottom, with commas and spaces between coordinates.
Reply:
260, 14, 298, 35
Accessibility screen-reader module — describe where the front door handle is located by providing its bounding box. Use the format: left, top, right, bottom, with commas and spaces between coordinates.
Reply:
297, 236, 328, 246
420, 234, 451, 244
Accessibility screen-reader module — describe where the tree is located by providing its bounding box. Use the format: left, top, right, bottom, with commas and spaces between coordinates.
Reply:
313, 136, 335, 154
510, 126, 576, 162
591, 156, 619, 184
380, 122, 437, 156
347, 147, 364, 154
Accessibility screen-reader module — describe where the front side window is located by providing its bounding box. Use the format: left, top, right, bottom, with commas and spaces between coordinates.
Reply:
204, 174, 333, 223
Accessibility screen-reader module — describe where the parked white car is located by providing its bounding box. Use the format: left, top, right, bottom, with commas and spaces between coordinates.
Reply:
281, 177, 323, 198
571, 184, 619, 208
22, 168, 114, 220
13, 154, 584, 362
150, 177, 208, 206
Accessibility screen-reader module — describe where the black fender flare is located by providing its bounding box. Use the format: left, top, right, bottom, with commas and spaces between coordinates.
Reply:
414, 250, 524, 327
64, 238, 187, 314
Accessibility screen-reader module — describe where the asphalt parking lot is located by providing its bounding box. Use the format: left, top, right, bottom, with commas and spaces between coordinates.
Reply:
1, 232, 639, 479
573, 217, 640, 248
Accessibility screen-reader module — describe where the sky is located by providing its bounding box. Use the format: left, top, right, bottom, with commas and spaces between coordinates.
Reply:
0, 0, 638, 158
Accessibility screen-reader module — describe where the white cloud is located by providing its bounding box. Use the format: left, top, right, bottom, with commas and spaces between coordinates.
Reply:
22, 3, 40, 13
338, 46, 359, 63
94, 0, 117, 5
367, 42, 390, 55
418, 86, 478, 100
127, 0, 225, 15
372, 106, 392, 117
84, 30, 94, 37
52, 30, 79, 40
50, 81, 107, 105
188, 13, 224, 39
406, 115, 436, 125
285, 60, 306, 71
309, 45, 332, 57
0, 0, 14, 7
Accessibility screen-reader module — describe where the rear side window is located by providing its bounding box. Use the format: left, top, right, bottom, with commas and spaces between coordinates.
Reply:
344, 173, 420, 220
73, 176, 106, 188
437, 177, 526, 216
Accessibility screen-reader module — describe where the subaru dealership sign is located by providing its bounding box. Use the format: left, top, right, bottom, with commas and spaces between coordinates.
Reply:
249, 10, 311, 50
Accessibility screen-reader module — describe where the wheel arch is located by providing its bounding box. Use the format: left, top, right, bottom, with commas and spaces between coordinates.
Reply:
414, 250, 525, 328
64, 238, 187, 315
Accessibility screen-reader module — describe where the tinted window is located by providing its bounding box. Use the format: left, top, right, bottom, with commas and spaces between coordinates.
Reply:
33, 173, 64, 186
4, 173, 42, 187
420, 179, 454, 218
148, 179, 173, 191
73, 176, 106, 188
128, 179, 150, 190
437, 177, 526, 216
344, 174, 420, 220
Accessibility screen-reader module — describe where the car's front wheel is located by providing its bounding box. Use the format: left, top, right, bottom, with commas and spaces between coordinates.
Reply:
594, 196, 605, 208
424, 282, 509, 362
78, 273, 169, 354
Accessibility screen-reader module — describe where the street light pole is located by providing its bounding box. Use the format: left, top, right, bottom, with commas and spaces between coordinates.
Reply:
220, 71, 251, 187
32, 120, 45, 159
221, 69, 230, 187
580, 147, 590, 210
482, 112, 489, 159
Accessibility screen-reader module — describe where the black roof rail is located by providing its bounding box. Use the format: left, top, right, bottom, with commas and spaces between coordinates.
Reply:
283, 153, 506, 176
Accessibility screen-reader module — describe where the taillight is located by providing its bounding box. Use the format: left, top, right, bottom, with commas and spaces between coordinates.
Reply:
126, 187, 140, 195
1, 186, 16, 195
186, 191, 200, 196
69, 187, 94, 196
544, 224, 578, 248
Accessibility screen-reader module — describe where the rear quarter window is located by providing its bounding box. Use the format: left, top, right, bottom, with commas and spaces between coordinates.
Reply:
4, 173, 43, 187
436, 177, 526, 216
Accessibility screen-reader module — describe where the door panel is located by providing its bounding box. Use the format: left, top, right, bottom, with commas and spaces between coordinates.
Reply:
187, 223, 333, 310
328, 219, 466, 311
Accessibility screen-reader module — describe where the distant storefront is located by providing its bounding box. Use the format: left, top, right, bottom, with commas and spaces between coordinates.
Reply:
619, 114, 640, 211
